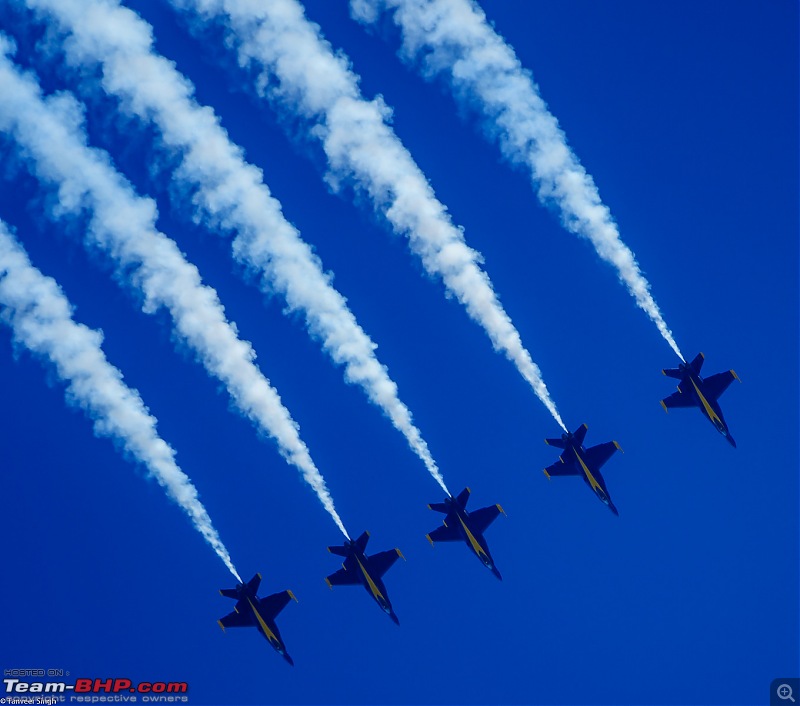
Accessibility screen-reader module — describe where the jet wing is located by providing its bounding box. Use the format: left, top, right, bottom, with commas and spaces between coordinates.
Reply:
469, 504, 504, 535
218, 610, 256, 630
703, 371, 738, 401
259, 590, 297, 617
325, 566, 361, 587
543, 459, 580, 479
661, 390, 696, 411
369, 548, 403, 578
426, 522, 461, 544
583, 441, 621, 471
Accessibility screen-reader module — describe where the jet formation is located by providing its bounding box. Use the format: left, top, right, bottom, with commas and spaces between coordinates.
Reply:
219, 354, 739, 663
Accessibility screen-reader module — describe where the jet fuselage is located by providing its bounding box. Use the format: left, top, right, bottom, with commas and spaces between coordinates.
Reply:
681, 367, 733, 443
544, 427, 621, 515
426, 489, 504, 579
661, 353, 739, 447
327, 537, 401, 624
218, 576, 295, 665
445, 498, 497, 573
562, 439, 618, 515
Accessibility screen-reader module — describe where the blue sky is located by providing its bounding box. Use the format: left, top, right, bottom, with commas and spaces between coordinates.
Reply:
0, 2, 797, 705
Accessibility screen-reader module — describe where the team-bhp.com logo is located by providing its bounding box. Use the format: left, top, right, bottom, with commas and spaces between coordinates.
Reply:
3, 678, 188, 703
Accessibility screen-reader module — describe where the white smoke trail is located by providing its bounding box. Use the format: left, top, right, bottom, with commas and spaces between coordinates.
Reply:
24, 0, 448, 496
351, 0, 685, 362
0, 37, 350, 538
173, 0, 568, 432
0, 219, 242, 581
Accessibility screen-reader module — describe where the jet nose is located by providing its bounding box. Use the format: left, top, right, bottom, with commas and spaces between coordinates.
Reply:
491, 566, 503, 581
283, 653, 295, 667
389, 611, 400, 625
726, 434, 737, 448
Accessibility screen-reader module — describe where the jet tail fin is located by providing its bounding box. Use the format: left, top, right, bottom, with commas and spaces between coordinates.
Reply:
662, 367, 683, 379
220, 572, 261, 598
354, 531, 370, 553
546, 424, 587, 448
246, 573, 262, 594
328, 530, 370, 555
690, 352, 705, 374
455, 487, 471, 507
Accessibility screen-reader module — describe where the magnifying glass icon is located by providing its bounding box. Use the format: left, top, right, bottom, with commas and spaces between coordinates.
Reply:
778, 684, 796, 702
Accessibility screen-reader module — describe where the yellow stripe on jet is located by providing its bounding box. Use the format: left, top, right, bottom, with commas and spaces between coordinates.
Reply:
247, 598, 280, 645
690, 378, 723, 425
457, 515, 489, 562
355, 556, 385, 602
573, 447, 602, 493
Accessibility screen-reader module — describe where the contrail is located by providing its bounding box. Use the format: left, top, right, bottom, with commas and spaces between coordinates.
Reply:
173, 0, 568, 432
0, 218, 242, 581
351, 0, 685, 362
0, 36, 349, 538
24, 0, 448, 496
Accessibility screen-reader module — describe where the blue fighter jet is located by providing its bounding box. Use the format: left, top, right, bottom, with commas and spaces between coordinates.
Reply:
325, 531, 404, 624
661, 352, 740, 447
217, 573, 297, 665
543, 424, 622, 515
425, 487, 505, 580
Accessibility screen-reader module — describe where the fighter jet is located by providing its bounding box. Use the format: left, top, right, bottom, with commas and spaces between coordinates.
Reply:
217, 573, 297, 665
661, 352, 740, 447
425, 487, 505, 580
543, 424, 622, 515
325, 531, 404, 624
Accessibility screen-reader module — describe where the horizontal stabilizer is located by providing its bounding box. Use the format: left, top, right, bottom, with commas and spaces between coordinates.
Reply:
662, 367, 683, 379
428, 501, 449, 513
545, 437, 566, 449
327, 544, 348, 557
219, 588, 239, 599
456, 487, 471, 507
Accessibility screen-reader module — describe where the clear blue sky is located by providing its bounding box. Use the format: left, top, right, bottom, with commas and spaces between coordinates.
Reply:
0, 2, 797, 705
